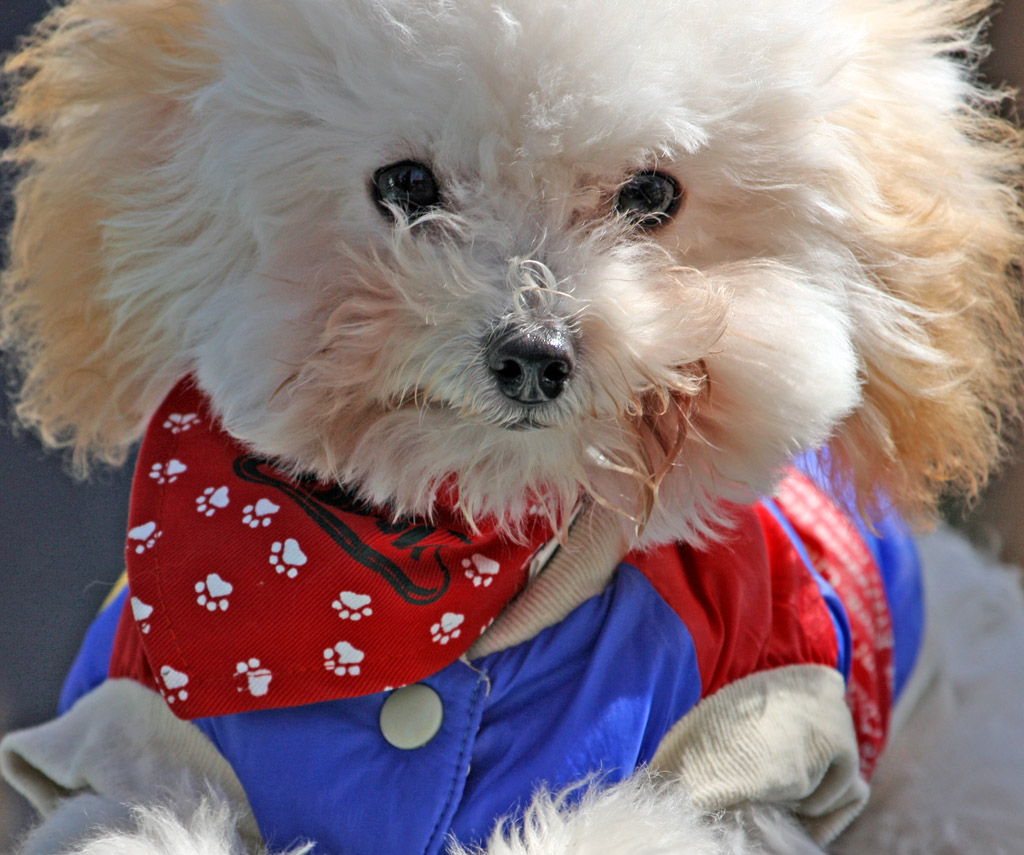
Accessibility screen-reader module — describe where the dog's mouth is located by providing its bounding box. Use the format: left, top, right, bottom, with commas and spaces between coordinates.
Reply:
386, 355, 709, 439
389, 392, 556, 431
504, 412, 550, 431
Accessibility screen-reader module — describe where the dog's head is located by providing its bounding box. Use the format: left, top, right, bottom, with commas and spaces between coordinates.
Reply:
3, 0, 1022, 544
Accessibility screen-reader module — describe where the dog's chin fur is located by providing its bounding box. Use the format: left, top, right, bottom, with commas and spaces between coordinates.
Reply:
2, 0, 1023, 543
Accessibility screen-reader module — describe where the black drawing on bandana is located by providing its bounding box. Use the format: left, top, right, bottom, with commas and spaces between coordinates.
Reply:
234, 456, 469, 604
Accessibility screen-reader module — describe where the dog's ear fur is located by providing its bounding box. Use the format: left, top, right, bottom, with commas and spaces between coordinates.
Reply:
823, 0, 1024, 521
2, 0, 218, 471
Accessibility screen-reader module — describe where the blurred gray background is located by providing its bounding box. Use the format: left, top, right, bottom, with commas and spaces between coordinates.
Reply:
0, 0, 1021, 850
0, 1, 134, 843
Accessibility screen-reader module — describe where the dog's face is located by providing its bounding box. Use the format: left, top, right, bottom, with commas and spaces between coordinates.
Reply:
191, 0, 862, 541
3, 0, 1022, 543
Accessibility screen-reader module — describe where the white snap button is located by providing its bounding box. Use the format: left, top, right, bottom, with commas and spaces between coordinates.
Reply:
379, 684, 444, 749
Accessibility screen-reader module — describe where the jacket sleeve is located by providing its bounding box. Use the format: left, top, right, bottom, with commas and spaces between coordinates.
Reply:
0, 678, 264, 851
651, 663, 868, 845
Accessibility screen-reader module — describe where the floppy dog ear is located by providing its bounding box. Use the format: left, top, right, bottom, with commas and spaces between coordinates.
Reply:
2, 0, 219, 471
825, 0, 1024, 522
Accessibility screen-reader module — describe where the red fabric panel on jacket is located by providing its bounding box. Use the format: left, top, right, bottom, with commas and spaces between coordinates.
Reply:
627, 501, 839, 698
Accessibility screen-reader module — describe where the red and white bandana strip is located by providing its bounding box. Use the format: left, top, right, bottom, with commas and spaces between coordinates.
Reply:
774, 473, 895, 778
114, 379, 554, 719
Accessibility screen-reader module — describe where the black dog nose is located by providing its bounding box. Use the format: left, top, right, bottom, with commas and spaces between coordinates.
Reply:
486, 326, 575, 403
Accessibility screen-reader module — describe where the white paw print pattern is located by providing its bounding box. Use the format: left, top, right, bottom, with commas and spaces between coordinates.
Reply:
149, 459, 188, 485
462, 553, 500, 587
269, 538, 307, 578
196, 486, 230, 516
235, 659, 273, 697
332, 591, 373, 620
243, 499, 280, 528
195, 573, 232, 611
131, 596, 154, 634
128, 522, 163, 554
323, 642, 364, 676
162, 412, 199, 434
159, 665, 189, 703
431, 612, 464, 645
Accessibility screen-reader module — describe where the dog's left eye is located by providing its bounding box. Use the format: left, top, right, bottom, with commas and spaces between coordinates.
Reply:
372, 161, 441, 220
615, 171, 682, 228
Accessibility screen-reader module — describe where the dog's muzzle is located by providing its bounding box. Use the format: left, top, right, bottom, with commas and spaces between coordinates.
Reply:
485, 323, 575, 404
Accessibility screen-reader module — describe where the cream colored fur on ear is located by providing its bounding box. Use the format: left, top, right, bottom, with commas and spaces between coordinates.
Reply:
1, 0, 219, 470
820, 0, 1024, 520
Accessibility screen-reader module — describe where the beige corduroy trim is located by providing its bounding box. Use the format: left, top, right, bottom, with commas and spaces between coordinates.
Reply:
0, 679, 263, 849
651, 664, 868, 845
468, 505, 628, 659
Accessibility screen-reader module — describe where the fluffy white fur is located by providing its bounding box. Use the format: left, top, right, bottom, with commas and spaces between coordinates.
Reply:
3, 0, 1024, 852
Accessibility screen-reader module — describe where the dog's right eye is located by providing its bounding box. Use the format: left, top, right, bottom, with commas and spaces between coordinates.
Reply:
615, 171, 682, 229
372, 161, 441, 220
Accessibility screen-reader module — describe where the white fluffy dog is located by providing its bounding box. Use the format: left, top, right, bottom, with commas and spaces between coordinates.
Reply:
2, 0, 1024, 853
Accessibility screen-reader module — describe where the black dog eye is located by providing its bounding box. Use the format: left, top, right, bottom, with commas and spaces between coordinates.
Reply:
614, 171, 682, 228
372, 161, 440, 220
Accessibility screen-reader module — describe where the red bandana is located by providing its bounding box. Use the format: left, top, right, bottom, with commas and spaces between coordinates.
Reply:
110, 379, 554, 719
